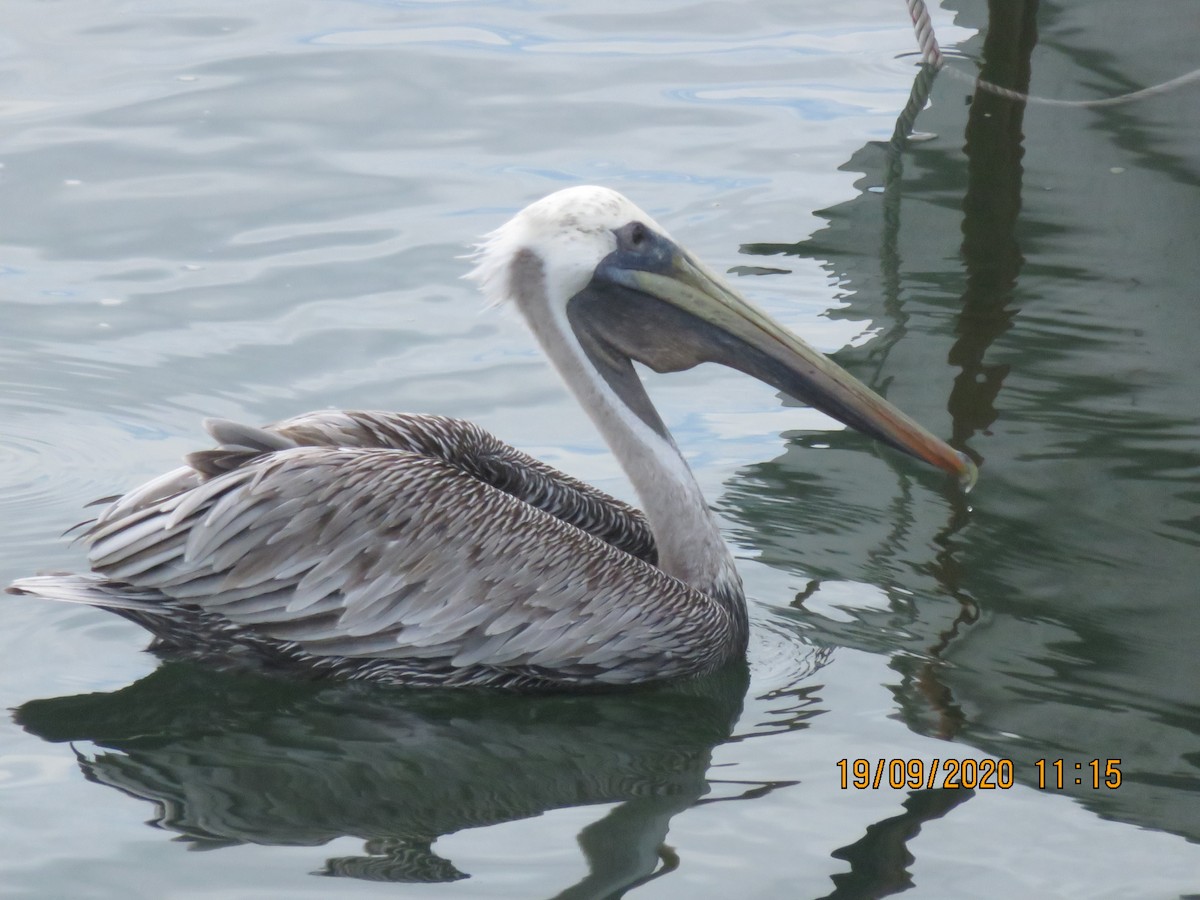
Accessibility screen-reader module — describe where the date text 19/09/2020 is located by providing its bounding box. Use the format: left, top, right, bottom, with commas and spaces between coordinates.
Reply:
835, 758, 1123, 790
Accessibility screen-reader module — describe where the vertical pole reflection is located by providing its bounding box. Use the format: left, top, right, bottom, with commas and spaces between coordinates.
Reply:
949, 0, 1040, 449
905, 0, 1041, 750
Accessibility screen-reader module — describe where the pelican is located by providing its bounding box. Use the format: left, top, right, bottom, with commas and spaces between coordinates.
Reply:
8, 186, 974, 689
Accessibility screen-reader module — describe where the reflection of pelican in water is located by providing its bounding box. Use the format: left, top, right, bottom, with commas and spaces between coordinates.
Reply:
15, 662, 767, 887
7, 187, 973, 688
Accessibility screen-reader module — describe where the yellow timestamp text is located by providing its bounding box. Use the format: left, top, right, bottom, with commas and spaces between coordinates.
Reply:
1034, 758, 1122, 789
836, 757, 1014, 790
835, 758, 1123, 790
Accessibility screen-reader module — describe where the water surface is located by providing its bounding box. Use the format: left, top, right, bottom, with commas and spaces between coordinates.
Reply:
2, 1, 1199, 897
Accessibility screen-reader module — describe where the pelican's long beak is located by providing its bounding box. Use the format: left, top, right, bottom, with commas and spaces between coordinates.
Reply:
616, 246, 977, 490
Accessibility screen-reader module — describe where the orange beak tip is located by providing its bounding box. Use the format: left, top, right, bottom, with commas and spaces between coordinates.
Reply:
955, 452, 979, 493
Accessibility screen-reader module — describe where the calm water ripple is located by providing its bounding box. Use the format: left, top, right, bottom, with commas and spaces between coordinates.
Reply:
3, 0, 1200, 897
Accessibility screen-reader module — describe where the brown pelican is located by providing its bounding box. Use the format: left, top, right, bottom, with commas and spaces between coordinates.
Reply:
8, 186, 974, 689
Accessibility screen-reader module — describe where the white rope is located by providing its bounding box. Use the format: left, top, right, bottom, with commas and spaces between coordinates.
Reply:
905, 0, 1200, 108
905, 0, 944, 70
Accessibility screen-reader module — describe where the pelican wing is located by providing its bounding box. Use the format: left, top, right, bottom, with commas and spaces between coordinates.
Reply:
84, 445, 730, 685
272, 411, 658, 564
103, 411, 656, 566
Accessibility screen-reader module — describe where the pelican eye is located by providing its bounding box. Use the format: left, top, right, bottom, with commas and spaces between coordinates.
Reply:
615, 221, 650, 252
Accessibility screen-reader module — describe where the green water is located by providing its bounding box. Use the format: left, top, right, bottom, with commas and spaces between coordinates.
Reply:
2, 1, 1198, 897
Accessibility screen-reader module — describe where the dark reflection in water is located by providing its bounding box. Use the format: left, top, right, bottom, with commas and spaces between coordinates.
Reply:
18, 642, 984, 898
949, 0, 1037, 452
820, 787, 975, 900
17, 664, 750, 890
734, 0, 1200, 853
17, 661, 807, 894
877, 0, 1038, 748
